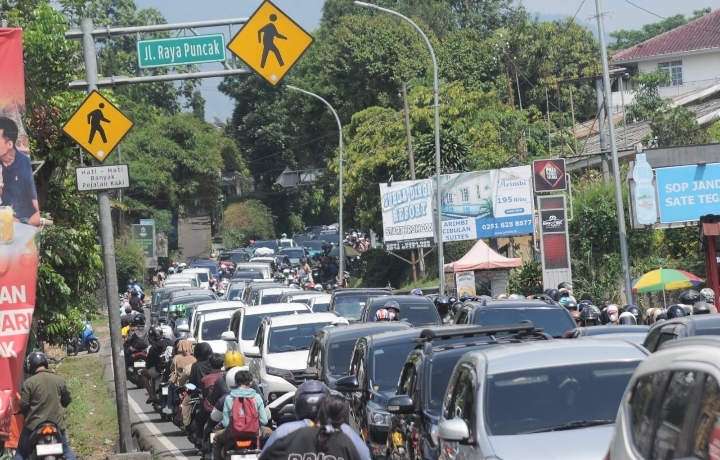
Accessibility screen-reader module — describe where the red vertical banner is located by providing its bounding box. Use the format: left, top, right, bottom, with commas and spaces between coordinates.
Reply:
0, 28, 41, 441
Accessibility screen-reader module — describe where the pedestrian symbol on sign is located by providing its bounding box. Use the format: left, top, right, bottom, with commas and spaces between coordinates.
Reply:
88, 103, 110, 144
226, 0, 314, 86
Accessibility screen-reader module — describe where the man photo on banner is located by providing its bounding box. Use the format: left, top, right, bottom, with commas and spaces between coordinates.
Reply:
0, 116, 40, 227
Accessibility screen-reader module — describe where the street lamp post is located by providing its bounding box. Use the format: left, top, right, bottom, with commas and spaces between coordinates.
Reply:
354, 1, 444, 294
287, 85, 345, 280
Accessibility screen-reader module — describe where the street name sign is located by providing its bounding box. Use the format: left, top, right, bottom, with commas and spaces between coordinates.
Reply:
62, 91, 134, 162
226, 0, 314, 86
137, 34, 226, 68
75, 164, 130, 192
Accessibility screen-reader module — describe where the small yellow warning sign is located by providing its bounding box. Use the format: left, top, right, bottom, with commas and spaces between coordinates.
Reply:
226, 0, 314, 86
62, 91, 134, 162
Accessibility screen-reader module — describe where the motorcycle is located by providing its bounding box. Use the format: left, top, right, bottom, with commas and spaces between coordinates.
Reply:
126, 350, 147, 389
221, 436, 261, 460
66, 321, 100, 356
26, 421, 65, 460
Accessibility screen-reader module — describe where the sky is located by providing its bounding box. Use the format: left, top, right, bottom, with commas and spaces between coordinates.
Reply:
133, 0, 715, 122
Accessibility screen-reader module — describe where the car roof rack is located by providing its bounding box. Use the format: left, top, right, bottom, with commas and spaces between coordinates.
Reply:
419, 322, 537, 341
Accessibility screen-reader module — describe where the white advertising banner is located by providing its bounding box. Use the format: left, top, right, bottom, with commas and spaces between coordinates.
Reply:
379, 179, 435, 248
439, 166, 534, 242
455, 271, 477, 297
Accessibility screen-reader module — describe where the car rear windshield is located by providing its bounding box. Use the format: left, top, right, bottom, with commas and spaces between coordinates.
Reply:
327, 339, 357, 377
259, 294, 282, 305
193, 272, 209, 283
220, 253, 248, 263
476, 308, 575, 338
253, 241, 278, 251
280, 249, 305, 258
311, 300, 330, 312
241, 310, 309, 340
233, 270, 264, 280
484, 360, 641, 436
268, 322, 332, 353
370, 342, 418, 391
201, 318, 229, 341
334, 294, 389, 321
368, 302, 439, 326
304, 241, 325, 250
170, 295, 214, 306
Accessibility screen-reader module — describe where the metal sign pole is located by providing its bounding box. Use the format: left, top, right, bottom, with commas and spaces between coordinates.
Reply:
80, 17, 134, 453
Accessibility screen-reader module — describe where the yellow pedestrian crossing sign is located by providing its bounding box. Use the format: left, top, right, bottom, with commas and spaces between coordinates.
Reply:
62, 90, 134, 162
227, 0, 314, 86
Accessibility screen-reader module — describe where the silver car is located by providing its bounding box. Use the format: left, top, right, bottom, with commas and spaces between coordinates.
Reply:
438, 338, 648, 460
608, 336, 720, 460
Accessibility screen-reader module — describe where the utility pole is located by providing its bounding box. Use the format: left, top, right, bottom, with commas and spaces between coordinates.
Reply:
401, 82, 425, 280
80, 18, 134, 453
595, 0, 634, 304
595, 79, 610, 184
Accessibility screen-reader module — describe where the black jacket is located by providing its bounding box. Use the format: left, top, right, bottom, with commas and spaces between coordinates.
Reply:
124, 326, 149, 350
146, 337, 173, 370
259, 426, 361, 460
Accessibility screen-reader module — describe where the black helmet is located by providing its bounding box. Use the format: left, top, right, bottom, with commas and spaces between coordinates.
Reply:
434, 296, 450, 308
450, 301, 463, 317
579, 299, 592, 309
384, 300, 400, 313
579, 293, 593, 302
564, 300, 578, 312
618, 312, 637, 325
294, 380, 330, 420
24, 352, 48, 374
623, 305, 643, 324
132, 314, 146, 327
666, 304, 685, 319
655, 312, 668, 322
547, 289, 561, 302
682, 305, 693, 316
679, 290, 702, 305
448, 296, 457, 304
580, 307, 599, 326
149, 325, 163, 342
558, 282, 573, 290
694, 301, 712, 315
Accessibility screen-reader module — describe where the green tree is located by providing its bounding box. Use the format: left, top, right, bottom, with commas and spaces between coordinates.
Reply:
114, 237, 145, 293
221, 200, 276, 249
609, 9, 711, 50
413, 129, 470, 177
648, 106, 707, 148
625, 70, 671, 123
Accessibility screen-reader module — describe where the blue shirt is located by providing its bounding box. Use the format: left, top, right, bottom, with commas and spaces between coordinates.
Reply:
261, 419, 370, 460
2, 150, 37, 223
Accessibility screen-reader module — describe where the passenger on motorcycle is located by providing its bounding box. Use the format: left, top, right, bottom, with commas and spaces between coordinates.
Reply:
204, 353, 248, 441
213, 370, 272, 460
194, 353, 225, 445
219, 266, 231, 281
260, 381, 369, 460
259, 395, 362, 460
179, 343, 214, 430
375, 301, 401, 322
163, 339, 196, 415
140, 325, 174, 404
124, 314, 149, 367
14, 352, 77, 460
129, 289, 142, 312
120, 305, 136, 328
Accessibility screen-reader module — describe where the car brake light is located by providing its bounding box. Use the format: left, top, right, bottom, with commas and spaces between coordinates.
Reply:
41, 425, 56, 435
236, 440, 252, 448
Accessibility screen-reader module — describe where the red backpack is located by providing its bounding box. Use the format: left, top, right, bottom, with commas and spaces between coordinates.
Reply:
229, 396, 260, 439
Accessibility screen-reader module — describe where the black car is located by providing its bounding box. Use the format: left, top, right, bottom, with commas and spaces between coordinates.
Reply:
387, 323, 551, 460
359, 295, 441, 327
643, 315, 720, 352
189, 259, 220, 277
152, 287, 207, 320
218, 250, 251, 266
329, 288, 393, 322
563, 324, 649, 344
453, 298, 576, 338
305, 322, 412, 389
278, 247, 308, 266
335, 325, 492, 459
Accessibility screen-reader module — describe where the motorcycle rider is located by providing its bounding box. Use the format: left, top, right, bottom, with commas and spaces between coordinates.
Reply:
178, 343, 214, 432
213, 370, 272, 460
375, 301, 400, 321
129, 289, 142, 312
434, 296, 451, 321
260, 380, 369, 460
163, 339, 196, 415
14, 352, 77, 460
120, 305, 135, 328
259, 395, 362, 460
219, 265, 231, 281
195, 353, 225, 446
124, 314, 149, 369
139, 325, 174, 404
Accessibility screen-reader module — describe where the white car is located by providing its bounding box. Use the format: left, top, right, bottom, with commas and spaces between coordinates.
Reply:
251, 286, 301, 306
223, 303, 313, 357
607, 335, 720, 460
277, 291, 326, 305
188, 301, 244, 341
181, 267, 213, 290
165, 272, 201, 288
246, 312, 340, 403
195, 310, 234, 354
307, 294, 331, 312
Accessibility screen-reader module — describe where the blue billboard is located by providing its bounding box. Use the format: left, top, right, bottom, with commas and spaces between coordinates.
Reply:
656, 162, 720, 223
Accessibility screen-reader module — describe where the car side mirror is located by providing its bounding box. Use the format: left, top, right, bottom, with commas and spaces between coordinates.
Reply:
177, 324, 190, 333
387, 395, 414, 414
244, 346, 261, 358
221, 331, 236, 342
335, 375, 360, 392
303, 367, 319, 380
438, 419, 471, 444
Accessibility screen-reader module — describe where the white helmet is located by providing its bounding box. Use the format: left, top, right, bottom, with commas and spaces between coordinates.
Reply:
225, 365, 249, 389
701, 288, 715, 304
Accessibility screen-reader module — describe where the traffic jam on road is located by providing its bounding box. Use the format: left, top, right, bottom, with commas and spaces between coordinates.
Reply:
118, 237, 720, 460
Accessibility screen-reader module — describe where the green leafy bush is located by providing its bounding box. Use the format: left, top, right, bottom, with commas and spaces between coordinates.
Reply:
115, 237, 145, 293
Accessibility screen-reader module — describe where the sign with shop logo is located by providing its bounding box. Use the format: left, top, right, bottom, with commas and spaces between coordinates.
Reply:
533, 159, 567, 192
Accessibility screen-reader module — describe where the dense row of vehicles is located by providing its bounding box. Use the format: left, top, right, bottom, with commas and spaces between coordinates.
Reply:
142, 255, 720, 460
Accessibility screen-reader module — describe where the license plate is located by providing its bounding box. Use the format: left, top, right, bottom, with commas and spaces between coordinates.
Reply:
36, 443, 63, 456
230, 455, 257, 460
134, 361, 146, 368
162, 387, 168, 395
